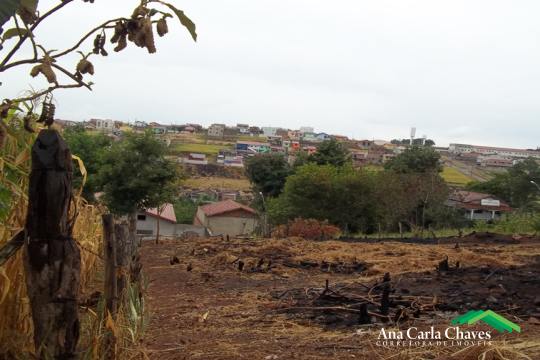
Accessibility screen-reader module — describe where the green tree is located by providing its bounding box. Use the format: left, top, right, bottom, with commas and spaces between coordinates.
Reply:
268, 162, 377, 233
308, 138, 351, 167
245, 153, 290, 198
384, 146, 442, 173
466, 158, 540, 208
99, 130, 186, 239
63, 127, 112, 201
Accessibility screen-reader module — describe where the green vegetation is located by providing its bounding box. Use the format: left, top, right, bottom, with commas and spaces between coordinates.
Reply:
441, 167, 474, 186
99, 130, 186, 216
171, 143, 232, 154
466, 157, 540, 208
63, 127, 113, 201
384, 146, 442, 173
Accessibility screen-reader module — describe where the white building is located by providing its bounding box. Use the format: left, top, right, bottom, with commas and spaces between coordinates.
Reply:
136, 203, 177, 237
95, 119, 114, 132
262, 127, 278, 136
449, 143, 540, 160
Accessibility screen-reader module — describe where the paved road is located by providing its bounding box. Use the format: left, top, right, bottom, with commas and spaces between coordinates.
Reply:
441, 156, 490, 182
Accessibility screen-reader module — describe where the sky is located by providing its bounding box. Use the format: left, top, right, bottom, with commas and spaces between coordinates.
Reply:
2, 0, 540, 149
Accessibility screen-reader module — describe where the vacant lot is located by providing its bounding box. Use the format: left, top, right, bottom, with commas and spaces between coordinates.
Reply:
441, 167, 474, 186
138, 233, 540, 359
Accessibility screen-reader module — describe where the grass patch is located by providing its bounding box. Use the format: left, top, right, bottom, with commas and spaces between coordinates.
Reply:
472, 169, 491, 180
171, 143, 232, 154
184, 177, 252, 191
441, 166, 474, 185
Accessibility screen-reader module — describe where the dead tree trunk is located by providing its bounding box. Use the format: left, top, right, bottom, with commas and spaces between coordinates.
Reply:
128, 212, 137, 255
23, 129, 81, 360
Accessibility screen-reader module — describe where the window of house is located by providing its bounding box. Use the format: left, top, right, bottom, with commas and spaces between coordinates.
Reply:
137, 215, 147, 221
473, 210, 483, 214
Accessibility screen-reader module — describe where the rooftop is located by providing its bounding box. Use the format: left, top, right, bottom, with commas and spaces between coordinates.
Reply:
145, 203, 177, 223
199, 199, 256, 217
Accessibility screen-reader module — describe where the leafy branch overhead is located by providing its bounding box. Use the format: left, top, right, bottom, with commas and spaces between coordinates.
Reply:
0, 0, 197, 135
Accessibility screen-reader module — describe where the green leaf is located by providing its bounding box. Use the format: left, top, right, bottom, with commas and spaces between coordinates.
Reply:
2, 27, 29, 41
162, 3, 197, 42
20, 0, 38, 12
0, 0, 20, 29
149, 8, 158, 17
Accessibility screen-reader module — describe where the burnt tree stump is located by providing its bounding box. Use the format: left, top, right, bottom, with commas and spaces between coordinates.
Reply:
23, 129, 81, 359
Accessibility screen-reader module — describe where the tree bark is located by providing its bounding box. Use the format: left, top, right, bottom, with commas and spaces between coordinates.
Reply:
103, 214, 117, 315
114, 221, 129, 299
23, 129, 81, 360
128, 212, 137, 257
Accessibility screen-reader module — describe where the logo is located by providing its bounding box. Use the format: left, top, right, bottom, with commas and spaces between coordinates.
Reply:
451, 310, 521, 333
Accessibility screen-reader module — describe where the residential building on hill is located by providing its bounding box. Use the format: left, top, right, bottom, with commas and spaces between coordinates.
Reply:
93, 119, 114, 132
208, 123, 225, 139
262, 127, 278, 136
449, 143, 540, 160
317, 133, 331, 141
236, 123, 249, 135
236, 141, 271, 154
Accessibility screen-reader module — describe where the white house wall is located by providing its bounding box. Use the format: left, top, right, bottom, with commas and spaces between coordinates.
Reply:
136, 212, 175, 236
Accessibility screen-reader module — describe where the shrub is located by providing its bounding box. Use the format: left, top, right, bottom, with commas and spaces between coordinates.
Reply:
272, 218, 341, 239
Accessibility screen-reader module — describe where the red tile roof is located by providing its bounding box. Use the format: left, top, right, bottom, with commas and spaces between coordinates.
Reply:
475, 146, 540, 155
199, 199, 256, 217
146, 203, 177, 223
446, 190, 515, 212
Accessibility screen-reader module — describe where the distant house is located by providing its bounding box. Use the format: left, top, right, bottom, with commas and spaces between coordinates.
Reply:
394, 146, 407, 155
183, 189, 217, 201
178, 153, 208, 164
302, 146, 317, 155
366, 151, 384, 164
194, 200, 258, 236
236, 123, 250, 135
219, 190, 239, 201
208, 123, 225, 139
262, 127, 278, 136
382, 154, 396, 163
349, 150, 367, 162
287, 154, 297, 164
444, 190, 515, 220
149, 122, 161, 127
291, 141, 300, 152
249, 126, 263, 137
136, 203, 177, 236
283, 140, 291, 152
236, 141, 271, 154
266, 135, 283, 146
134, 121, 148, 128
182, 126, 198, 134
356, 140, 372, 150
299, 126, 314, 133
94, 119, 114, 132
288, 130, 301, 140
152, 126, 166, 135
302, 132, 318, 141
317, 133, 331, 141
332, 135, 349, 140
271, 146, 287, 154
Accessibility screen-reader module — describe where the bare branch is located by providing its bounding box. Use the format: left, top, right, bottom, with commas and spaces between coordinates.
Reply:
53, 20, 124, 59
50, 63, 92, 91
0, 0, 74, 68
12, 83, 87, 104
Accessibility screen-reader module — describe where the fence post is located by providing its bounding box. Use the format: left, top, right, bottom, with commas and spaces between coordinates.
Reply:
103, 214, 117, 315
114, 222, 130, 299
23, 129, 81, 359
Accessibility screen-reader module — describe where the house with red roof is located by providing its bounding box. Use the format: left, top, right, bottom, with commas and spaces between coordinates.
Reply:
444, 190, 515, 220
136, 203, 177, 237
194, 199, 258, 236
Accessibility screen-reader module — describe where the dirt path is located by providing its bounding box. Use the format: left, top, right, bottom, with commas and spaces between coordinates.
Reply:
138, 236, 540, 360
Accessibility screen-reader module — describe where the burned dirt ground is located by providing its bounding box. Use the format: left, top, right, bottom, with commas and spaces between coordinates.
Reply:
136, 233, 540, 359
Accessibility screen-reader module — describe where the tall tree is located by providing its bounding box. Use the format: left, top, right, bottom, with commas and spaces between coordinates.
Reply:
384, 146, 442, 173
308, 138, 352, 167
466, 157, 540, 208
245, 153, 290, 198
99, 130, 186, 240
63, 127, 112, 201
